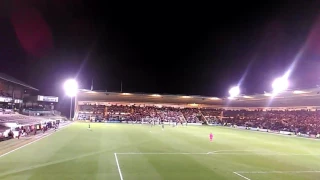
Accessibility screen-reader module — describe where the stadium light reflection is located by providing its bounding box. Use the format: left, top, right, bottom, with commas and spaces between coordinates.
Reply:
293, 90, 306, 94
189, 103, 198, 107
264, 92, 272, 97
181, 96, 191, 98
151, 94, 161, 97
122, 93, 132, 95
210, 97, 220, 100
86, 91, 97, 93
243, 96, 253, 98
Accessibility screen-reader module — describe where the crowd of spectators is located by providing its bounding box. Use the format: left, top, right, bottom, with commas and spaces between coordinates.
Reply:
201, 108, 222, 123
79, 105, 320, 135
106, 105, 189, 123
224, 110, 320, 135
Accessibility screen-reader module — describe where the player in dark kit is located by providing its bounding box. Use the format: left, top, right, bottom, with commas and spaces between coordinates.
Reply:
161, 120, 164, 130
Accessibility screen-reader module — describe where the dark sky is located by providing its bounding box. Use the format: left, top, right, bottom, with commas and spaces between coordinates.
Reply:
1, 0, 320, 99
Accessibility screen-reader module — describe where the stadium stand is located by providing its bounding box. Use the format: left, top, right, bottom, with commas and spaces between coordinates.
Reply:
0, 73, 68, 142
223, 109, 320, 135
76, 104, 320, 137
78, 105, 203, 123
74, 89, 320, 139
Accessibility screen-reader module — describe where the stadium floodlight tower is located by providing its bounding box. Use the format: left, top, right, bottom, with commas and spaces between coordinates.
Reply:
64, 79, 78, 120
228, 86, 240, 98
272, 77, 289, 95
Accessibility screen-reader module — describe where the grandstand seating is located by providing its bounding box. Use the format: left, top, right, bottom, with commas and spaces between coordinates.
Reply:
223, 110, 320, 135
79, 105, 218, 123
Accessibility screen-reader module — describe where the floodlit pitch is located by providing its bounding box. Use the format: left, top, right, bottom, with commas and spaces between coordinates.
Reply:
0, 123, 320, 180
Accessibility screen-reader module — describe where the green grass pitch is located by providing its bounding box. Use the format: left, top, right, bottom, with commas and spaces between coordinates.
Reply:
0, 122, 320, 180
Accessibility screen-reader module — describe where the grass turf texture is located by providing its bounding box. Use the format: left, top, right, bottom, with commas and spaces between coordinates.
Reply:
0, 123, 320, 180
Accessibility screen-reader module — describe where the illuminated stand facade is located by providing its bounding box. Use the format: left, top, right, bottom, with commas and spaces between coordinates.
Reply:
0, 73, 38, 110
23, 95, 59, 113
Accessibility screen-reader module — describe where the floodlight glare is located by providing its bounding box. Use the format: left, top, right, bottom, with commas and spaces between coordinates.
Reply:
64, 79, 78, 97
272, 77, 288, 94
229, 86, 240, 97
243, 96, 253, 98
64, 79, 78, 120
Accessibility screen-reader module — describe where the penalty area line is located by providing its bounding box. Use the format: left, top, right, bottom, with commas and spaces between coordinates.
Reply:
233, 172, 251, 180
233, 170, 320, 180
114, 153, 124, 180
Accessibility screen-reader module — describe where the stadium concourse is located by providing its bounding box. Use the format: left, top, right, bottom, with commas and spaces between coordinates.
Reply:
75, 88, 320, 138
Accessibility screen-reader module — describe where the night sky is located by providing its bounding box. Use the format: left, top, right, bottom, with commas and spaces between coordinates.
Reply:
1, 0, 320, 100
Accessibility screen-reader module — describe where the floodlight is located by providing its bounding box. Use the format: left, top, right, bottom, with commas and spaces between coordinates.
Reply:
272, 77, 288, 94
64, 79, 78, 97
229, 86, 240, 97
63, 79, 78, 120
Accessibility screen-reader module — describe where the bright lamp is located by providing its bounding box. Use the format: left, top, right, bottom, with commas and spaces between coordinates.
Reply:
272, 77, 288, 94
229, 86, 240, 97
64, 79, 78, 97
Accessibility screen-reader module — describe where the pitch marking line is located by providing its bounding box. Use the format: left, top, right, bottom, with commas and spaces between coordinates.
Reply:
114, 153, 124, 180
207, 150, 268, 154
0, 122, 72, 159
233, 172, 251, 180
224, 126, 320, 141
116, 152, 320, 156
233, 171, 320, 180
0, 149, 107, 177
237, 170, 320, 174
115, 152, 320, 180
